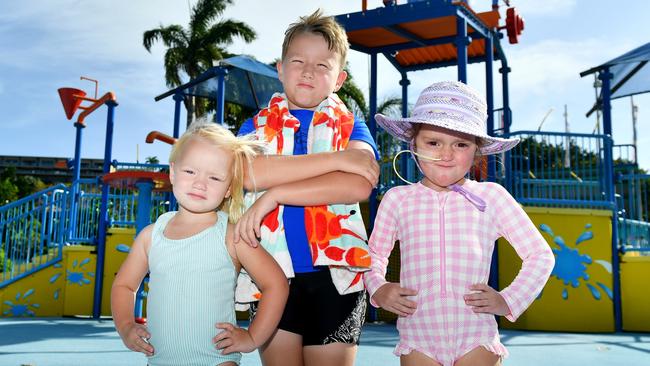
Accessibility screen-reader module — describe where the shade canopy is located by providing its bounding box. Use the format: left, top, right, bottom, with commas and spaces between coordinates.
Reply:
581, 42, 650, 116
155, 55, 282, 110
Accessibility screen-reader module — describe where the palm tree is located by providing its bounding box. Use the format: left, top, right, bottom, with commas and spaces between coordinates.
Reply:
338, 66, 403, 124
143, 0, 256, 126
145, 156, 159, 165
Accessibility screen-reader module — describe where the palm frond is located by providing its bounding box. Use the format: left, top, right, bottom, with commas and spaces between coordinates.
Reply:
202, 19, 257, 46
143, 25, 186, 52
189, 0, 231, 35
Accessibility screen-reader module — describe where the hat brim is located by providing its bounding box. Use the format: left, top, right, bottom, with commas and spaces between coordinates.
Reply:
375, 113, 520, 155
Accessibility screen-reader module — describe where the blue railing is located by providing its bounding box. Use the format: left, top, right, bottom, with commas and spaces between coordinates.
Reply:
503, 131, 611, 209
616, 173, 650, 252
67, 178, 102, 244
0, 184, 68, 287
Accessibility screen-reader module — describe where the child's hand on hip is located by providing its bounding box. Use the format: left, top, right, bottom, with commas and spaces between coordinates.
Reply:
234, 191, 279, 247
463, 283, 510, 316
213, 322, 256, 354
372, 282, 418, 317
120, 323, 154, 356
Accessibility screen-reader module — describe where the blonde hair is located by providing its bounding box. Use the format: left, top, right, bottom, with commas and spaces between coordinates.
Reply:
169, 120, 264, 223
282, 9, 349, 68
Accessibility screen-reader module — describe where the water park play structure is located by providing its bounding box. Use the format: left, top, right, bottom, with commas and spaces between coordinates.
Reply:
1, 0, 649, 336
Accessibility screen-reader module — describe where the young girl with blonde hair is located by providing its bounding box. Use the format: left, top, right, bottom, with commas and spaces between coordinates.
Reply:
112, 121, 289, 366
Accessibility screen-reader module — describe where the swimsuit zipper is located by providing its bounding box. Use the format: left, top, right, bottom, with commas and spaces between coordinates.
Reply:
439, 193, 447, 296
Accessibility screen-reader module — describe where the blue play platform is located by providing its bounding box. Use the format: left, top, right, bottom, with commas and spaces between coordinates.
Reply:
1, 319, 648, 365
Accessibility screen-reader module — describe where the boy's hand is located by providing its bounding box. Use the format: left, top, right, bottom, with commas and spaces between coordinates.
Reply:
337, 149, 379, 187
463, 283, 510, 316
213, 322, 256, 354
234, 191, 278, 247
118, 323, 154, 356
372, 282, 418, 317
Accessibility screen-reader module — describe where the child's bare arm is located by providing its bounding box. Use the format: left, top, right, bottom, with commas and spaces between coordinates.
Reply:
243, 141, 378, 191
214, 226, 289, 354
111, 225, 154, 356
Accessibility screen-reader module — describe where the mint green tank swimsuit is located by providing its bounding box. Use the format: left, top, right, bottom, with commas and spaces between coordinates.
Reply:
146, 211, 240, 365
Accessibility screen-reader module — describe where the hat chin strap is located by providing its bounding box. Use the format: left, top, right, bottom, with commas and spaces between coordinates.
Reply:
391, 149, 486, 212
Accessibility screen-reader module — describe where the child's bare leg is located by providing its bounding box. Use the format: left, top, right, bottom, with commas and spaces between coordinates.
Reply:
259, 329, 304, 366
454, 346, 501, 366
400, 350, 442, 366
303, 343, 357, 366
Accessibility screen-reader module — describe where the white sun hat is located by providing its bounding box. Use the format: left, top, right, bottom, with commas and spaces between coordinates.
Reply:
375, 81, 519, 155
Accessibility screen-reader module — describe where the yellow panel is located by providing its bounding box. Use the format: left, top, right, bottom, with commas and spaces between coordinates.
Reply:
620, 254, 650, 331
499, 207, 614, 332
62, 246, 96, 316
101, 227, 136, 316
0, 261, 65, 317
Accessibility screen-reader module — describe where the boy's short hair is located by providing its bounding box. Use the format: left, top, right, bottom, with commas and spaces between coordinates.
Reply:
282, 9, 349, 68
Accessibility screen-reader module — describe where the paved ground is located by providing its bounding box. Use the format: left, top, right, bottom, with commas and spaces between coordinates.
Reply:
1, 318, 648, 365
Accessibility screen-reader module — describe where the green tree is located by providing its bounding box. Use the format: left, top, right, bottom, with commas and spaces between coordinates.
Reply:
145, 156, 160, 165
0, 177, 18, 204
337, 66, 403, 123
0, 168, 47, 204
143, 0, 256, 126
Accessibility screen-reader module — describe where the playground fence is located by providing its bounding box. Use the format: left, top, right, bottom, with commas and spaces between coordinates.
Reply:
0, 184, 67, 287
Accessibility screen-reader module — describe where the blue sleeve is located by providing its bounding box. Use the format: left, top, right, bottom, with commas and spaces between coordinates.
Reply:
350, 117, 380, 160
237, 117, 255, 136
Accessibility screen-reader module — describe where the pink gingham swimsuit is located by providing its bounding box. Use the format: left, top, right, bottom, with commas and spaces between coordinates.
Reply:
364, 180, 554, 366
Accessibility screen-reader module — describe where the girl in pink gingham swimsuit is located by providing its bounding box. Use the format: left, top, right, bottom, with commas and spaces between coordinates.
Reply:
365, 81, 555, 366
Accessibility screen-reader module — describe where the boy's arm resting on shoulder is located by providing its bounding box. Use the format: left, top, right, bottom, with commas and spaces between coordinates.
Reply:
242, 144, 378, 191
110, 224, 154, 356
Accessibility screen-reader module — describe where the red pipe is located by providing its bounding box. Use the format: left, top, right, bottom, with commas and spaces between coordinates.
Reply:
77, 92, 116, 125
146, 131, 176, 145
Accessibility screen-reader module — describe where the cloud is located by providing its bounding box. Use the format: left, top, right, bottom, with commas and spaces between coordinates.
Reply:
510, 0, 577, 17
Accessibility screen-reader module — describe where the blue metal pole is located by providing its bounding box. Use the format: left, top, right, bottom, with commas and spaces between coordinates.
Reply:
455, 15, 468, 83
600, 68, 622, 332
485, 34, 500, 298
399, 72, 410, 182
369, 53, 378, 224
169, 92, 183, 210
133, 180, 154, 320
500, 62, 512, 134
485, 34, 496, 183
172, 92, 183, 139
69, 122, 85, 240
368, 52, 378, 323
215, 67, 228, 124
92, 99, 117, 319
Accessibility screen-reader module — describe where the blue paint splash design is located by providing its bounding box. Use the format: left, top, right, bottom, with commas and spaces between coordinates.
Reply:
3, 290, 41, 317
116, 244, 131, 253
49, 273, 62, 283
575, 231, 593, 245
540, 222, 613, 302
539, 224, 554, 237
66, 256, 94, 286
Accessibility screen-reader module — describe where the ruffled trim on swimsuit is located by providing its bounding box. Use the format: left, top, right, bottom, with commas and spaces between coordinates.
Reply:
479, 340, 509, 358
394, 343, 445, 365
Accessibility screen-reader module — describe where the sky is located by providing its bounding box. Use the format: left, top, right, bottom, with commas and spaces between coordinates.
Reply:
2, 0, 649, 170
